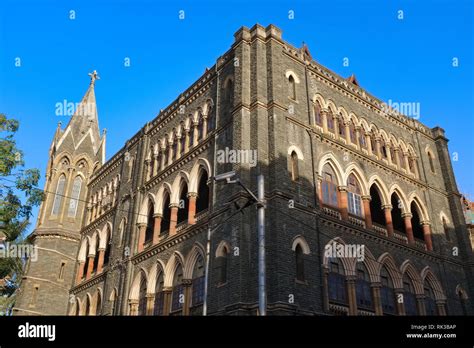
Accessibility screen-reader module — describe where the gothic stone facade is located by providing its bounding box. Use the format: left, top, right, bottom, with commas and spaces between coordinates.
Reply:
15, 24, 474, 316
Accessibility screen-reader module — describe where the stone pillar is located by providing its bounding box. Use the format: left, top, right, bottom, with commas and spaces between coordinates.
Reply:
193, 122, 199, 146
153, 214, 162, 245
394, 148, 401, 167
436, 300, 447, 316
416, 294, 426, 315
355, 126, 361, 149
169, 204, 179, 236
403, 152, 411, 173
153, 154, 159, 176
395, 289, 405, 315
168, 143, 173, 165
412, 157, 420, 178
86, 255, 94, 280
176, 136, 182, 159
162, 288, 172, 315
386, 144, 393, 165
375, 137, 382, 159
146, 294, 155, 316
137, 223, 147, 253
322, 268, 329, 313
344, 122, 351, 143
187, 193, 197, 225
362, 195, 372, 229
182, 279, 192, 316
96, 249, 105, 274
145, 159, 151, 181
161, 148, 166, 169
382, 204, 394, 237
338, 186, 348, 220
129, 300, 139, 316
421, 222, 433, 251
185, 129, 190, 152
76, 261, 85, 284
365, 132, 373, 155
202, 117, 208, 139
346, 276, 358, 315
371, 282, 383, 315
321, 110, 328, 133
402, 213, 415, 245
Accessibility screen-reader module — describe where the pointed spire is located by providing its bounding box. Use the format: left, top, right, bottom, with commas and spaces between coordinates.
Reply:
62, 70, 102, 154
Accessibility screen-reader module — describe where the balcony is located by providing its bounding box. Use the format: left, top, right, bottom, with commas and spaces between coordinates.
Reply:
322, 206, 341, 220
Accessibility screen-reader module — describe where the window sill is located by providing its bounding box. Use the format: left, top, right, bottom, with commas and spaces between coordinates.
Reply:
295, 278, 308, 285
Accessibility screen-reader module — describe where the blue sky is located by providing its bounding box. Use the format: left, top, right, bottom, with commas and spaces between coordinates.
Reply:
0, 0, 473, 235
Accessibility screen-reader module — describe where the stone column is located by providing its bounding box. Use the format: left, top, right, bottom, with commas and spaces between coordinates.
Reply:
321, 110, 328, 133
371, 282, 383, 315
76, 261, 85, 284
346, 275, 358, 316
355, 126, 361, 149
375, 137, 382, 159
137, 223, 147, 253
338, 186, 348, 220
382, 204, 394, 237
168, 142, 173, 166
202, 117, 208, 139
153, 214, 162, 245
386, 144, 393, 165
365, 132, 373, 155
182, 279, 192, 315
161, 148, 166, 169
344, 121, 351, 143
436, 300, 447, 316
416, 294, 426, 315
193, 122, 199, 146
187, 193, 197, 225
411, 157, 420, 178
129, 300, 139, 316
402, 213, 415, 245
395, 289, 405, 315
362, 195, 372, 229
162, 288, 172, 315
96, 249, 105, 274
169, 204, 179, 236
394, 148, 401, 167
86, 255, 94, 280
421, 222, 433, 251
185, 129, 190, 152
146, 294, 155, 316
176, 136, 182, 160
403, 152, 411, 173
153, 154, 159, 176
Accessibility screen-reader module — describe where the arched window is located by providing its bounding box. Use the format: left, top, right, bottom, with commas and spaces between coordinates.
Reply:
328, 258, 347, 305
295, 244, 305, 282
347, 174, 362, 217
173, 138, 178, 160
154, 271, 165, 316
217, 246, 229, 285
92, 235, 100, 274
359, 131, 367, 149
96, 292, 102, 316
68, 176, 82, 217
163, 144, 170, 165
160, 193, 171, 234
191, 254, 205, 309
189, 127, 194, 148
356, 263, 373, 311
52, 174, 66, 215
180, 134, 186, 155
428, 152, 435, 173
288, 75, 296, 100
321, 165, 338, 207
398, 150, 405, 169
424, 283, 437, 315
75, 300, 80, 316
380, 266, 396, 315
381, 140, 388, 159
314, 102, 322, 126
197, 114, 204, 142
110, 290, 118, 315
410, 202, 424, 240
177, 183, 189, 224
290, 151, 299, 181
207, 106, 214, 132
82, 240, 90, 281
389, 145, 395, 163
171, 264, 184, 314
85, 296, 91, 316
327, 110, 335, 133
338, 117, 345, 138
369, 186, 385, 227
103, 232, 111, 267
403, 275, 418, 315
138, 277, 147, 315
370, 134, 377, 156
391, 194, 405, 234
145, 202, 154, 244
349, 122, 356, 144
196, 171, 209, 213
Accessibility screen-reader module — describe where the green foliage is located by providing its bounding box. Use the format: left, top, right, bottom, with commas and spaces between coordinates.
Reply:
0, 113, 43, 315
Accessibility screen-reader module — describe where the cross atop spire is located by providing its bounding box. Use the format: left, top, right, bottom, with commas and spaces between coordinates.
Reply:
88, 70, 100, 85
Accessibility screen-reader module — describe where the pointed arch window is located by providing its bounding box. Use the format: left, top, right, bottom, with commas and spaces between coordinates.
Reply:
103, 233, 111, 267
288, 75, 296, 100
290, 151, 299, 181
369, 185, 385, 227
180, 133, 186, 156
192, 254, 205, 308
138, 277, 147, 316
295, 244, 305, 282
177, 183, 189, 224
154, 272, 165, 316
327, 110, 335, 133
171, 264, 184, 314
410, 202, 424, 240
398, 150, 405, 169
391, 193, 405, 234
338, 117, 345, 137
52, 175, 66, 216
314, 102, 322, 126
380, 266, 396, 315
347, 174, 362, 217
403, 275, 418, 315
207, 106, 214, 132
96, 292, 102, 316
321, 165, 338, 207
145, 202, 154, 244
356, 263, 374, 310
359, 131, 367, 149
160, 193, 171, 234
196, 171, 209, 213
328, 258, 347, 305
67, 176, 82, 217
349, 122, 356, 144
424, 283, 437, 315
428, 152, 436, 173
217, 245, 229, 285
442, 217, 450, 241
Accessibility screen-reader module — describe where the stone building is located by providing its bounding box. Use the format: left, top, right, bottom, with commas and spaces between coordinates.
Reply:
14, 24, 473, 316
